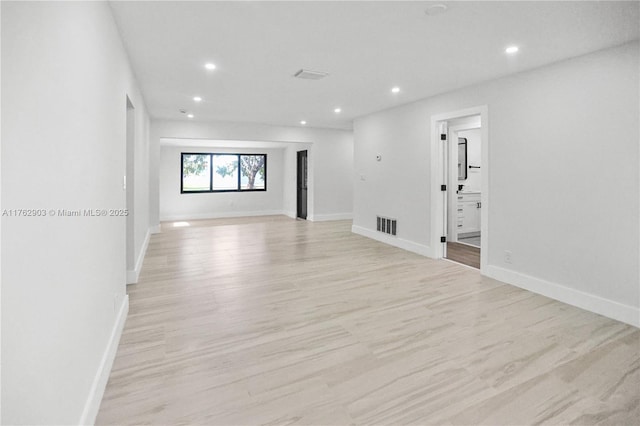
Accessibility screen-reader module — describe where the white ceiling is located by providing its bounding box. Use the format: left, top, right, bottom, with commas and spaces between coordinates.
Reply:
109, 1, 639, 130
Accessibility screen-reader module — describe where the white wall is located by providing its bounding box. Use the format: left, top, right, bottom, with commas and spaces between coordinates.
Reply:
131, 96, 151, 282
160, 146, 285, 220
0, 2, 3, 420
150, 120, 353, 224
353, 42, 639, 326
458, 128, 481, 192
1, 2, 150, 424
311, 131, 355, 221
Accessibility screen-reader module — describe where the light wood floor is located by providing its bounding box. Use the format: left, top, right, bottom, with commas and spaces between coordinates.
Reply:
97, 216, 639, 425
446, 241, 480, 269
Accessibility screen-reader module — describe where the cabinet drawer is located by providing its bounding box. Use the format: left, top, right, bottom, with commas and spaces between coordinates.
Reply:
458, 192, 481, 202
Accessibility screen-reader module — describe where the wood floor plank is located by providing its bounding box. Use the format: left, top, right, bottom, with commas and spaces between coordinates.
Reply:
446, 241, 480, 269
96, 216, 639, 425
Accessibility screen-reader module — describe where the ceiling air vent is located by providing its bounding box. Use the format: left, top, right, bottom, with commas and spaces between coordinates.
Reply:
293, 69, 329, 80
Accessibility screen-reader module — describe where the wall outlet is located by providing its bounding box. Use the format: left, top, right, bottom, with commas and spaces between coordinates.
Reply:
504, 250, 513, 264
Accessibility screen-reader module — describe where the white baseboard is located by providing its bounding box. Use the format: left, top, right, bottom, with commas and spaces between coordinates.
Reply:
351, 225, 433, 257
149, 224, 161, 234
78, 295, 129, 425
485, 265, 640, 328
126, 228, 151, 285
284, 210, 297, 219
160, 210, 285, 222
310, 212, 353, 222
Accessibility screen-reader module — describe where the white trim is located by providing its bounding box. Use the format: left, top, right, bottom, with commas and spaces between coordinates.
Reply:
126, 229, 151, 285
78, 295, 129, 425
430, 105, 489, 272
310, 212, 353, 222
486, 265, 640, 328
284, 210, 297, 219
352, 225, 433, 257
149, 224, 161, 234
442, 257, 480, 271
160, 210, 285, 222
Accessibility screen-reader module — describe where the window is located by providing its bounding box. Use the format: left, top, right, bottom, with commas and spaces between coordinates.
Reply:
181, 154, 211, 191
181, 153, 267, 193
211, 154, 239, 191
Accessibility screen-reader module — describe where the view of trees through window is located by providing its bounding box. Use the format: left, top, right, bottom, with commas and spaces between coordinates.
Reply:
181, 153, 266, 193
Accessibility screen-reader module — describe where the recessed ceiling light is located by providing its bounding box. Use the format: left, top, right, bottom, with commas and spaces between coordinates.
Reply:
193, 96, 202, 102
425, 4, 448, 16
334, 108, 341, 113
204, 63, 216, 70
505, 46, 519, 54
391, 87, 400, 94
300, 120, 307, 125
187, 114, 194, 118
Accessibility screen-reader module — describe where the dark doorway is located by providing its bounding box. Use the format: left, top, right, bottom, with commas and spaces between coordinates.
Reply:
297, 150, 308, 219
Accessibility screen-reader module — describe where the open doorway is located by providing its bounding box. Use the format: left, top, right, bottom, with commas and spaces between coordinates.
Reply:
431, 106, 488, 271
296, 150, 308, 220
447, 116, 482, 268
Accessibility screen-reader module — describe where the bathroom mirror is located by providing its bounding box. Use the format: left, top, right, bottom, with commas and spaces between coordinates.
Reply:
458, 138, 468, 180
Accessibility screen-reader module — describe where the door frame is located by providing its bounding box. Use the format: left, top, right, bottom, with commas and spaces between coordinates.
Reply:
125, 96, 135, 283
430, 105, 489, 272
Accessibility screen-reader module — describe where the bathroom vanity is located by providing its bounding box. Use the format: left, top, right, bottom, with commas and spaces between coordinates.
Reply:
456, 191, 481, 237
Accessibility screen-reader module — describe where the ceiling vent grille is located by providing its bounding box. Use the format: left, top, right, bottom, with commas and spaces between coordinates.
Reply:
293, 69, 329, 80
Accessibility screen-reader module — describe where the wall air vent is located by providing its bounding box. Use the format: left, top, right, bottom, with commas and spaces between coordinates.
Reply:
376, 216, 397, 236
293, 69, 329, 80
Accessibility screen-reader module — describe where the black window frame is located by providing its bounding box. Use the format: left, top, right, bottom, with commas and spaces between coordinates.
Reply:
181, 152, 267, 193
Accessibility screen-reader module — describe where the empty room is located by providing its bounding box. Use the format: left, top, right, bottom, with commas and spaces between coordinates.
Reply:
1, 1, 638, 425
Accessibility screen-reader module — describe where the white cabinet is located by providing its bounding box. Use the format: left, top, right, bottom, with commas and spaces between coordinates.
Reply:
456, 192, 481, 236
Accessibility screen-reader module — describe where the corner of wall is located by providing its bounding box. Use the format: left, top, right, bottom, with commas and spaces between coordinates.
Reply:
126, 228, 151, 285
78, 295, 129, 425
